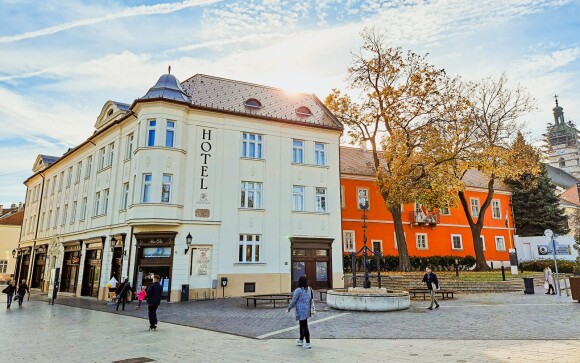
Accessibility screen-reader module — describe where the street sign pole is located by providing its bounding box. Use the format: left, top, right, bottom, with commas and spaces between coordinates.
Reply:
552, 236, 561, 296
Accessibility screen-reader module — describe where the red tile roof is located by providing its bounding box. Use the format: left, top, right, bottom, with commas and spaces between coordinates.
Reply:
339, 146, 511, 191
0, 210, 24, 226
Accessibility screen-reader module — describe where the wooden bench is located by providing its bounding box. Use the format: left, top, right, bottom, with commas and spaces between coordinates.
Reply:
244, 294, 292, 308
408, 289, 455, 300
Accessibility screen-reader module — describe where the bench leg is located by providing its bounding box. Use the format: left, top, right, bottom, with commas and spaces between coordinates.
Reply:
254, 300, 257, 308
273, 300, 276, 308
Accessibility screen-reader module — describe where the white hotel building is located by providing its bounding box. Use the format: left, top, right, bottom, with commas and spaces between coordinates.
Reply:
18, 72, 344, 302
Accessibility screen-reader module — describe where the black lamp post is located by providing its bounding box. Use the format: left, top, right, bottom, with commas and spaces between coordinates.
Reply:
184, 233, 192, 254
359, 198, 370, 288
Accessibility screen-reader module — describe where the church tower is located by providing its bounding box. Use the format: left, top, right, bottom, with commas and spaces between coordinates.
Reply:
545, 96, 580, 177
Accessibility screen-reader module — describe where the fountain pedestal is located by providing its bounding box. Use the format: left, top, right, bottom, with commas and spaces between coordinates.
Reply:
326, 287, 410, 312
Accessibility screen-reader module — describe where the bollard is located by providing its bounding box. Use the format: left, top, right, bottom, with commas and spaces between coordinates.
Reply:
501, 266, 506, 281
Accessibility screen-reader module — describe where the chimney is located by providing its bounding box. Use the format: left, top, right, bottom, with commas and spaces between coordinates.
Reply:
18, 202, 23, 210
11, 203, 17, 210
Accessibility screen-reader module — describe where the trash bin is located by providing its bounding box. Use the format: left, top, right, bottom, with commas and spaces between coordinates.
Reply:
523, 277, 534, 294
570, 277, 580, 302
181, 284, 189, 302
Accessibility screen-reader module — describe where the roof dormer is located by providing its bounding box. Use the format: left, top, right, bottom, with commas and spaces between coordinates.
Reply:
95, 100, 131, 131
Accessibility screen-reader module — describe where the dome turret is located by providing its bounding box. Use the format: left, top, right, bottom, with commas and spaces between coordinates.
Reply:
141, 68, 191, 103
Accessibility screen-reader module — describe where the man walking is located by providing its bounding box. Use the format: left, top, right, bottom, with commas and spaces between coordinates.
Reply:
17, 280, 29, 306
146, 275, 163, 330
422, 267, 440, 310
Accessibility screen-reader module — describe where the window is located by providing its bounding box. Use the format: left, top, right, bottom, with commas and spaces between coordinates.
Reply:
293, 186, 305, 211
296, 106, 312, 116
241, 132, 263, 159
94, 192, 101, 216
147, 120, 156, 147
416, 233, 428, 249
58, 171, 64, 191
126, 133, 134, 159
66, 167, 72, 187
75, 162, 82, 183
559, 157, 565, 168
244, 98, 262, 108
292, 140, 304, 163
52, 176, 56, 194
71, 201, 77, 223
470, 198, 480, 217
86, 156, 93, 178
0, 260, 7, 274
80, 198, 87, 220
142, 174, 152, 203
343, 231, 355, 252
314, 143, 326, 165
47, 210, 52, 230
54, 207, 59, 228
40, 212, 45, 230
481, 235, 486, 251
238, 234, 261, 263
45, 179, 51, 197
98, 147, 106, 170
240, 182, 262, 208
103, 189, 110, 214
440, 206, 450, 215
107, 142, 115, 167
161, 174, 172, 203
357, 188, 369, 209
62, 204, 68, 225
451, 234, 463, 250
495, 236, 506, 251
165, 121, 175, 147
340, 186, 345, 209
372, 240, 382, 255
121, 183, 130, 209
492, 200, 501, 219
316, 187, 327, 212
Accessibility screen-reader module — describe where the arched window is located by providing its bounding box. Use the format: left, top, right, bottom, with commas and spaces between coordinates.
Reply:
296, 106, 312, 117
559, 157, 565, 168
244, 98, 262, 109
107, 109, 114, 117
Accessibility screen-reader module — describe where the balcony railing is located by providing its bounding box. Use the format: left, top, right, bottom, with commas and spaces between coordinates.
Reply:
409, 211, 439, 226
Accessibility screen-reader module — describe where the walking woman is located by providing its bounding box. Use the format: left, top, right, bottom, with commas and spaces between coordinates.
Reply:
544, 265, 556, 295
2, 280, 16, 308
116, 277, 132, 311
286, 275, 314, 349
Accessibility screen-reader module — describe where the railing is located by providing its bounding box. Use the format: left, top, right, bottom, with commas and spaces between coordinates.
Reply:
409, 211, 440, 225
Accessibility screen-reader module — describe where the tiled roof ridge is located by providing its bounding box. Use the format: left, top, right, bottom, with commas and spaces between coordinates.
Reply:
182, 73, 315, 98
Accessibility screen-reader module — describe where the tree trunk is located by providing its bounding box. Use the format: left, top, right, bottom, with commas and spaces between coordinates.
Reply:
458, 177, 496, 271
389, 205, 411, 271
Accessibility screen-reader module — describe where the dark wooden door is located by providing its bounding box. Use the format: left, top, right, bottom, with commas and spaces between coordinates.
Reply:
290, 238, 333, 291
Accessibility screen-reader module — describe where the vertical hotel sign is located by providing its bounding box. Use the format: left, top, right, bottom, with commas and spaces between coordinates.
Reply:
194, 128, 216, 219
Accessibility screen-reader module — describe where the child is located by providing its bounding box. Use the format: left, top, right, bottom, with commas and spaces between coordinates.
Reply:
136, 286, 147, 310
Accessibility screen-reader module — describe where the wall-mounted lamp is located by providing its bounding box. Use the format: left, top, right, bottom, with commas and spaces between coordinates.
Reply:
12, 249, 17, 258
184, 233, 192, 254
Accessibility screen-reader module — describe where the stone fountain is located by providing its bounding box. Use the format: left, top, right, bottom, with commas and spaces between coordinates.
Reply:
326, 200, 410, 312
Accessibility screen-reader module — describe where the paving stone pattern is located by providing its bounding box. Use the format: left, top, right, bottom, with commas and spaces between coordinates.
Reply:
0, 298, 578, 363
34, 290, 580, 340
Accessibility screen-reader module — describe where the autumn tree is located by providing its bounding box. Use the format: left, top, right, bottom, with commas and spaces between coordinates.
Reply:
326, 29, 468, 271
454, 77, 539, 270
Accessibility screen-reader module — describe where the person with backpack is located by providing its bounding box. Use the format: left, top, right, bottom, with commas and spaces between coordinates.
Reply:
286, 275, 314, 349
2, 280, 16, 308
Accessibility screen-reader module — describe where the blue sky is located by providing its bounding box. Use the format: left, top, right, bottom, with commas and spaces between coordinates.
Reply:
1, 0, 579, 205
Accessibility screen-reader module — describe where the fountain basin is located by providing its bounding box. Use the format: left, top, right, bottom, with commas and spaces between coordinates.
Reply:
326, 288, 410, 312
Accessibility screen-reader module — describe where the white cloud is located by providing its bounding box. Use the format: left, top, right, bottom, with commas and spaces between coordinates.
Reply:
0, 0, 223, 44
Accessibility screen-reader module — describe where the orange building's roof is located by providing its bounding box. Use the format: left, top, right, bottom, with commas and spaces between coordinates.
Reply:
339, 146, 511, 191
0, 209, 24, 226
559, 185, 580, 206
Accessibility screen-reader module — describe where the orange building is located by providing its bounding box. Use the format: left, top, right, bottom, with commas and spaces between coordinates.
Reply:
340, 147, 513, 265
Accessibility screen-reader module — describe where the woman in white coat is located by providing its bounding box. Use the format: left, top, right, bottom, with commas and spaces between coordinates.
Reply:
543, 265, 555, 295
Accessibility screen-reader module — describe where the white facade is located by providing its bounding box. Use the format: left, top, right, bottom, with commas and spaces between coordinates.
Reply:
19, 73, 344, 301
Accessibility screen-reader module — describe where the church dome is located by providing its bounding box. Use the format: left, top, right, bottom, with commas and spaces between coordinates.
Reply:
141, 72, 191, 103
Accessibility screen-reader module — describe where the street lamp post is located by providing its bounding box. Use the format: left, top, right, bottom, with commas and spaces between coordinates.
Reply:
359, 198, 370, 288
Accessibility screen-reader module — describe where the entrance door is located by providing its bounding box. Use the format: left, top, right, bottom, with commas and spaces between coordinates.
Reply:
138, 266, 171, 300
81, 249, 102, 297
61, 251, 80, 293
31, 253, 46, 289
290, 237, 333, 291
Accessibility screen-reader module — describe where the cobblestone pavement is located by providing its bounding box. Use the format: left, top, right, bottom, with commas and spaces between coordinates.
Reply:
33, 290, 580, 340
0, 300, 578, 363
